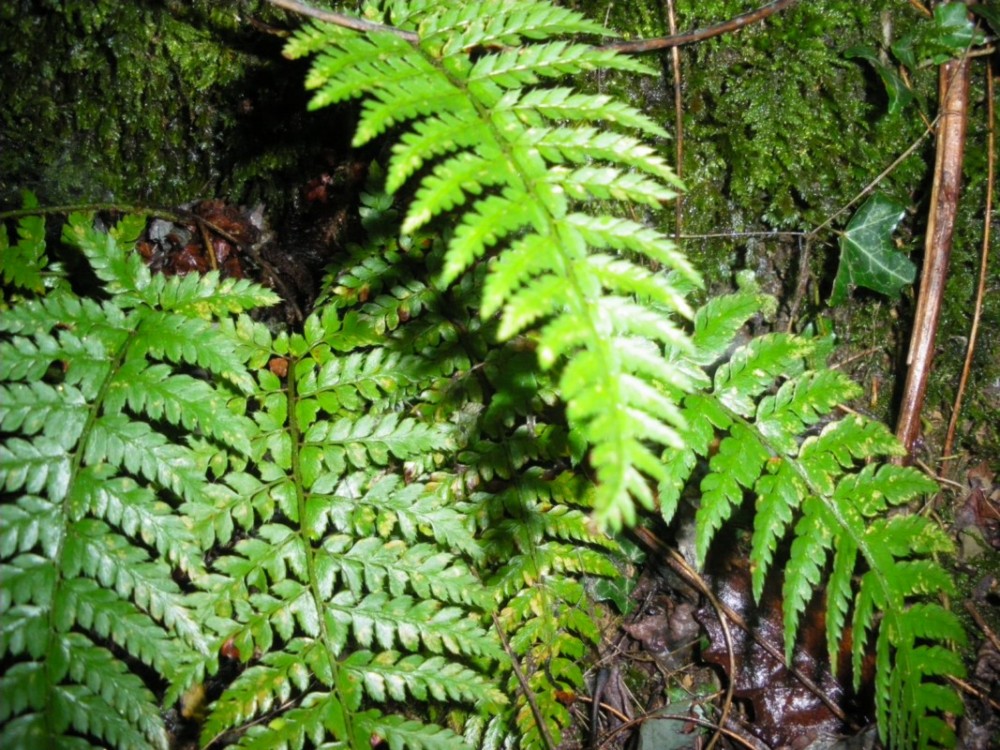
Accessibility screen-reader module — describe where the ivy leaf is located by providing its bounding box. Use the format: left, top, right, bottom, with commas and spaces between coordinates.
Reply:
845, 46, 913, 117
830, 194, 913, 306
892, 3, 986, 69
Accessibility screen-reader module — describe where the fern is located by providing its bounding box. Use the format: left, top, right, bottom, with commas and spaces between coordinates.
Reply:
0, 208, 278, 749
283, 3, 965, 748
660, 274, 965, 750
2, 2, 968, 749
285, 0, 700, 531
189, 231, 509, 749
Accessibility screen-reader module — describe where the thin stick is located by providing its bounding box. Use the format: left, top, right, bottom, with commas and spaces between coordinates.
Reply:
965, 600, 1000, 655
491, 612, 557, 750
896, 56, 971, 459
943, 64, 994, 466
603, 0, 798, 54
663, 0, 685, 237
946, 675, 1000, 713
575, 694, 632, 724
265, 0, 418, 42
809, 124, 936, 239
0, 201, 166, 221
266, 0, 796, 56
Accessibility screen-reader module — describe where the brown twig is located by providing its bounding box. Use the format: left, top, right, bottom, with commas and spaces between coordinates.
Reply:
195, 218, 219, 272
266, 0, 796, 56
602, 0, 797, 53
896, 56, 971, 460
663, 0, 685, 237
943, 63, 994, 466
0, 201, 166, 221
265, 0, 418, 43
946, 674, 1000, 713
965, 600, 1000, 655
906, 0, 934, 19
576, 694, 632, 725
491, 612, 557, 750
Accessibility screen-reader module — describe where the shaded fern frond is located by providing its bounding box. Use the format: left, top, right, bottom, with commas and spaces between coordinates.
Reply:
664, 279, 964, 750
196, 279, 504, 748
287, 0, 700, 531
0, 213, 276, 749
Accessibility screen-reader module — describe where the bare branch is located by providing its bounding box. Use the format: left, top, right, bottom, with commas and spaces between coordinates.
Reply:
265, 0, 797, 54
601, 0, 798, 54
896, 56, 971, 459
265, 0, 419, 43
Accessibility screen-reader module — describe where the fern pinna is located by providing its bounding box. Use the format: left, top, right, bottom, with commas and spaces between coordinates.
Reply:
0, 208, 278, 748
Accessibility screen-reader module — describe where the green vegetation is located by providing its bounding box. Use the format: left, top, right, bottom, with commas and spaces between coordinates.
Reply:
3, 2, 985, 749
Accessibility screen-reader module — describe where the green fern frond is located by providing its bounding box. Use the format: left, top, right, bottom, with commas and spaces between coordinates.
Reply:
662, 280, 964, 750
288, 0, 700, 530
0, 193, 46, 294
194, 275, 504, 747
0, 212, 275, 749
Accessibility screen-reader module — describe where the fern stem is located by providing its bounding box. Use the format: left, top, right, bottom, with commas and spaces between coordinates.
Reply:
491, 612, 557, 750
284, 350, 362, 745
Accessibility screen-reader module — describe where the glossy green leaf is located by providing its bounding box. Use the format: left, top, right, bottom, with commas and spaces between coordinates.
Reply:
830, 193, 913, 306
845, 45, 913, 117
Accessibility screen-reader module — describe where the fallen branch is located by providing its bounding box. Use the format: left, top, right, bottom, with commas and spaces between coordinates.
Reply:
896, 56, 971, 460
265, 0, 797, 54
943, 64, 994, 465
266, 0, 418, 42
602, 0, 797, 53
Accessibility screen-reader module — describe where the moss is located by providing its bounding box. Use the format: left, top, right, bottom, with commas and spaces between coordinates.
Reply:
0, 0, 351, 213
561, 1, 936, 290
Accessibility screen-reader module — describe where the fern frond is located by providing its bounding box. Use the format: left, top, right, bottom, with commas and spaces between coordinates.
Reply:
0, 194, 46, 294
288, 0, 699, 531
1, 212, 275, 749
664, 281, 964, 750
196, 285, 503, 747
